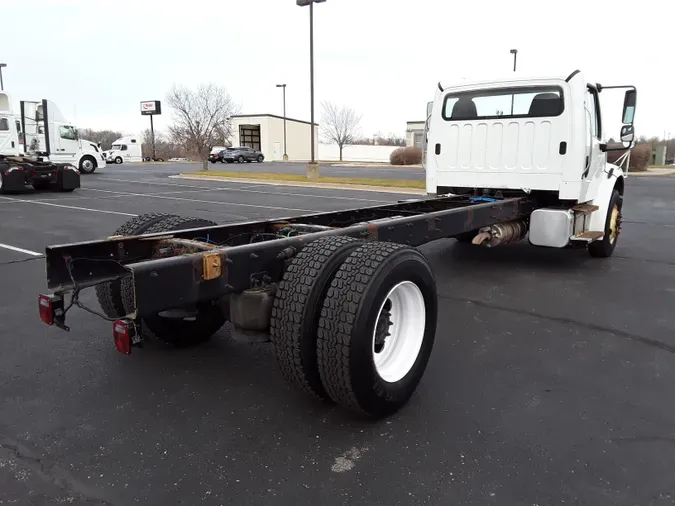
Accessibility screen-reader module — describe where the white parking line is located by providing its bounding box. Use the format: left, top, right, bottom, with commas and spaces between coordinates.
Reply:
0, 242, 43, 257
82, 187, 317, 213
0, 196, 138, 216
101, 177, 394, 203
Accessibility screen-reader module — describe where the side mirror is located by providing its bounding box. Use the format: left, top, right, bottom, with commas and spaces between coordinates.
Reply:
620, 125, 635, 143
622, 89, 636, 124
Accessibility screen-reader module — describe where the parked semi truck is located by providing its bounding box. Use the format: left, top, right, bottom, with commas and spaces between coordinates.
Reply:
37, 70, 636, 418
105, 135, 144, 164
19, 99, 106, 174
0, 92, 80, 193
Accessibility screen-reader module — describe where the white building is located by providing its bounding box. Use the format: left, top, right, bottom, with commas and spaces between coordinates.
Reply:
229, 114, 319, 162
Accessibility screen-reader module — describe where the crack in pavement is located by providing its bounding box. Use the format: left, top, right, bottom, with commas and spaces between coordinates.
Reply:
438, 293, 675, 355
0, 437, 117, 506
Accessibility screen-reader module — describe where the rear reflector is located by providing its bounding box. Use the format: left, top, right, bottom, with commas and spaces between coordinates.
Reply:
38, 295, 54, 325
113, 319, 136, 355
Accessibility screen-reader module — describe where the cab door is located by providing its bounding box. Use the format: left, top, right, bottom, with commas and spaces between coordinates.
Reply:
53, 124, 79, 162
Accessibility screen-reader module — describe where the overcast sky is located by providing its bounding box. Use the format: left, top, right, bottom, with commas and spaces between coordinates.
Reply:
3, 0, 672, 140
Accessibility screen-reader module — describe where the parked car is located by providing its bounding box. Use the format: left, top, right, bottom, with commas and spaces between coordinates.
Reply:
208, 148, 232, 163
223, 147, 265, 163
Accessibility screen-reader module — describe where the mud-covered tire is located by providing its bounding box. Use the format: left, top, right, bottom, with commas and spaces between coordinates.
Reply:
317, 242, 437, 418
589, 189, 623, 258
270, 236, 363, 400
95, 213, 178, 318
120, 215, 227, 347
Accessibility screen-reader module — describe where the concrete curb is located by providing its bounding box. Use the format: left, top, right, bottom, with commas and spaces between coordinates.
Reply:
627, 169, 675, 177
170, 175, 425, 195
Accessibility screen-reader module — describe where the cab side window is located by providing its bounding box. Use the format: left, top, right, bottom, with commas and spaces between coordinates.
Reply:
59, 125, 78, 141
121, 145, 128, 151
0, 117, 9, 131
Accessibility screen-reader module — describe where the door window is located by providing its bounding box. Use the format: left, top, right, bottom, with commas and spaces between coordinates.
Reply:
121, 145, 128, 151
0, 117, 9, 131
59, 125, 78, 140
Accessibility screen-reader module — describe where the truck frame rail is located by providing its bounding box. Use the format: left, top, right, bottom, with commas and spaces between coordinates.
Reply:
45, 194, 535, 320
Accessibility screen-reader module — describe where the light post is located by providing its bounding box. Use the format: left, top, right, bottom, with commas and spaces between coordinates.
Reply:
509, 49, 518, 115
510, 49, 518, 72
276, 84, 288, 160
297, 0, 325, 178
0, 64, 7, 91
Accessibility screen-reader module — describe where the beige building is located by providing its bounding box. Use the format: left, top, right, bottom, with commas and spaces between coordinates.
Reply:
229, 114, 319, 161
406, 121, 426, 150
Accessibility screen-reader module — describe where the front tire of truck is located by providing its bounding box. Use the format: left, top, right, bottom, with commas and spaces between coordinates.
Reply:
79, 156, 97, 174
120, 215, 228, 347
588, 189, 623, 258
316, 242, 438, 418
270, 236, 364, 400
115, 157, 123, 164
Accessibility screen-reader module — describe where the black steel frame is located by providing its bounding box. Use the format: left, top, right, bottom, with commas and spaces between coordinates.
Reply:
45, 195, 535, 319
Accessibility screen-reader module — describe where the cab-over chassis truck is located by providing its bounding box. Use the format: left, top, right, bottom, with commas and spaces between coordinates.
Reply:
37, 71, 636, 418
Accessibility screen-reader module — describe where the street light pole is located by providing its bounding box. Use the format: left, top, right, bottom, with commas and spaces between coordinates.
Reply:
276, 84, 288, 160
297, 0, 325, 178
0, 64, 7, 91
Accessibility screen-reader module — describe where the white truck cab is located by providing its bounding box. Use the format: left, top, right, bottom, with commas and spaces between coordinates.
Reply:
425, 69, 636, 257
106, 136, 143, 164
21, 100, 106, 174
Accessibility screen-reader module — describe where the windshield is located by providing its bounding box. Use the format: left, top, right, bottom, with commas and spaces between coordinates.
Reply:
111, 144, 121, 150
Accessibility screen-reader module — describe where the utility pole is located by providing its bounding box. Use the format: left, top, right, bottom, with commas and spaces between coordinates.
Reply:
276, 84, 288, 160
297, 0, 326, 178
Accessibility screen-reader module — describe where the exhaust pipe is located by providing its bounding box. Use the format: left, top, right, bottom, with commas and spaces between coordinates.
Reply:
471, 220, 528, 248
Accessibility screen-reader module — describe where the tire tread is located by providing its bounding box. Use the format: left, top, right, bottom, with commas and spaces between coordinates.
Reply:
270, 236, 360, 399
316, 241, 408, 413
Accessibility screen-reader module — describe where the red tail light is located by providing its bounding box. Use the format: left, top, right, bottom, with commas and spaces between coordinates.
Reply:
113, 319, 136, 355
38, 295, 54, 325
38, 294, 65, 327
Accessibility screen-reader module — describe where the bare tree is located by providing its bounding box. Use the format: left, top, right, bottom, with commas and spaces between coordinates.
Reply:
320, 101, 362, 161
77, 128, 123, 151
166, 83, 238, 170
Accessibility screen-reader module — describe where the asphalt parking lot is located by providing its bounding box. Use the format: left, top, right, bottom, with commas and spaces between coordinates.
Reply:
1, 164, 674, 505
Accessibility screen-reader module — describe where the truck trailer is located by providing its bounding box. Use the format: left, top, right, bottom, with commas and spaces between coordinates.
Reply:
37, 70, 636, 418
0, 92, 81, 193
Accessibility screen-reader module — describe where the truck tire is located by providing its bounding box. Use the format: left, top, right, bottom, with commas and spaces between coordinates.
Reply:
317, 242, 438, 418
95, 213, 179, 318
115, 157, 123, 164
120, 215, 227, 347
270, 236, 363, 400
79, 156, 97, 174
589, 189, 623, 258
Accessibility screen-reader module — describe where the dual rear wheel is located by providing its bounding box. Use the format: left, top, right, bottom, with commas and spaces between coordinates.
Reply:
270, 237, 438, 418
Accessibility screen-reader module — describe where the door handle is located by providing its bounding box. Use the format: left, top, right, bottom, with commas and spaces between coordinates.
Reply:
435, 143, 441, 155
